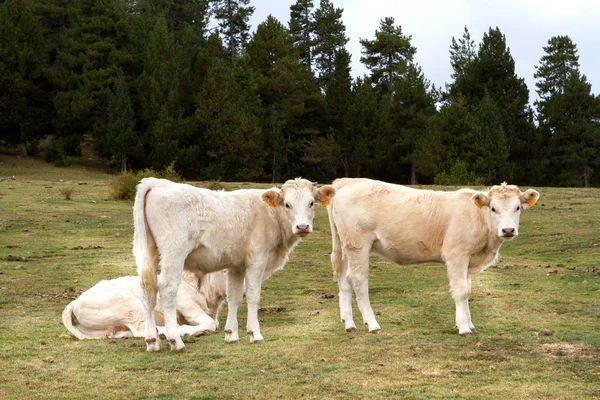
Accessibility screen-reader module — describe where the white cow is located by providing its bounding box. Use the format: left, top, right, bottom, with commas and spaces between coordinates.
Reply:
62, 271, 226, 340
134, 178, 335, 351
327, 179, 539, 336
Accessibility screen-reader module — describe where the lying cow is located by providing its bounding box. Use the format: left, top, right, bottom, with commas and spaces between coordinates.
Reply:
327, 179, 539, 336
134, 178, 335, 351
62, 271, 227, 340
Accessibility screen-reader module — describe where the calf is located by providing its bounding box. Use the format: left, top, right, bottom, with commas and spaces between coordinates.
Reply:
327, 179, 539, 336
134, 178, 335, 351
62, 271, 226, 339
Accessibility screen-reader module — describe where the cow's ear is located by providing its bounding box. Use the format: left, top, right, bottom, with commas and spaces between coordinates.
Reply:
315, 185, 336, 206
262, 190, 281, 208
520, 189, 540, 209
471, 193, 490, 209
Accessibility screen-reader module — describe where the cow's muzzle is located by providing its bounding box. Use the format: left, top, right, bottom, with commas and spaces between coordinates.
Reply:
500, 227, 517, 239
295, 224, 311, 237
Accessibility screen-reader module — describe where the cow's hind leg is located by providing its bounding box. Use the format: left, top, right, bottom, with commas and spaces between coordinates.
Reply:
446, 256, 473, 336
140, 281, 161, 351
338, 273, 356, 332
158, 255, 187, 351
346, 247, 380, 333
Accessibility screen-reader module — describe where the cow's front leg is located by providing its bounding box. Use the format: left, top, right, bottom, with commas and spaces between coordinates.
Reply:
224, 269, 244, 343
158, 270, 185, 351
446, 255, 473, 336
466, 274, 476, 332
245, 265, 265, 344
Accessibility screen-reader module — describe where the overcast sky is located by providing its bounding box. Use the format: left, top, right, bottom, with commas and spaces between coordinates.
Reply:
244, 0, 600, 105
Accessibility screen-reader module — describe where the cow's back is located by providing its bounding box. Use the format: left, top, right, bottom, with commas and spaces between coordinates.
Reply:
332, 180, 487, 264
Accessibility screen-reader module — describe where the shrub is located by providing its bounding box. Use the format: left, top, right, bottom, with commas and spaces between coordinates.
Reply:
109, 163, 183, 200
44, 138, 71, 167
434, 161, 485, 186
205, 180, 225, 191
59, 186, 73, 200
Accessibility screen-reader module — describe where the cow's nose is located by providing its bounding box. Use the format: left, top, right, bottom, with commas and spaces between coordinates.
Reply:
296, 224, 309, 232
502, 227, 515, 236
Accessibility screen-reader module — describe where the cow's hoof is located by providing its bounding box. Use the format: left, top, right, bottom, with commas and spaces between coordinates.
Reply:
345, 327, 357, 333
225, 338, 240, 344
145, 337, 161, 352
169, 339, 186, 351
250, 338, 264, 344
369, 328, 382, 334
459, 331, 473, 337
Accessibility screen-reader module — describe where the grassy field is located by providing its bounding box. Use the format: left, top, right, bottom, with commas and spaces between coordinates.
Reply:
0, 155, 599, 399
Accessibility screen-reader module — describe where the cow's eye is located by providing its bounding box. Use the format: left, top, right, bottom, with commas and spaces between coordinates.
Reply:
309, 201, 314, 207
491, 207, 496, 213
516, 205, 520, 211
285, 203, 292, 209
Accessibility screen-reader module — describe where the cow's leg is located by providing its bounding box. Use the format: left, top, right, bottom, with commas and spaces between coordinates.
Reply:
224, 269, 244, 343
140, 281, 161, 351
245, 265, 266, 344
346, 247, 380, 333
338, 272, 356, 332
466, 274, 476, 332
446, 256, 472, 336
158, 259, 186, 351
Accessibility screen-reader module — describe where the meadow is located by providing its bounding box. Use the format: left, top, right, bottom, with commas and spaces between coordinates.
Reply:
0, 155, 598, 399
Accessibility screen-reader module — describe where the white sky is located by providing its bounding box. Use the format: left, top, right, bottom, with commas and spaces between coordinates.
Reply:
245, 0, 600, 105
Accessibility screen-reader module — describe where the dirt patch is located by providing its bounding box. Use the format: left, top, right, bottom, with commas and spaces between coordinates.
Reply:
259, 305, 284, 313
540, 342, 588, 358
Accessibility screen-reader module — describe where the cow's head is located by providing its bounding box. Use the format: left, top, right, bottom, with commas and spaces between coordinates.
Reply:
471, 182, 539, 240
262, 179, 336, 237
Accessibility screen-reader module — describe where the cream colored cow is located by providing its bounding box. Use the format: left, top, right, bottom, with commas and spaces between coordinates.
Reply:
134, 178, 335, 351
327, 178, 539, 336
62, 271, 226, 340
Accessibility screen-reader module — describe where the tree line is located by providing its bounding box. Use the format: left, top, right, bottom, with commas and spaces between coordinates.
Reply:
1, 0, 599, 187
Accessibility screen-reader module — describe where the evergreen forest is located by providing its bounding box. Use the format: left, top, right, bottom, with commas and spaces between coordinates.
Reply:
1, 0, 599, 187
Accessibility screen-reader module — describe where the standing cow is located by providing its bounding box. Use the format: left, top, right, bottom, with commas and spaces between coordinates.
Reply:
327, 178, 539, 336
134, 178, 335, 351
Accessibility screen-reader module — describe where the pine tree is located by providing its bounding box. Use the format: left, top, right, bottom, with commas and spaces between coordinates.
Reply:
246, 15, 314, 182
0, 0, 52, 156
105, 73, 138, 172
196, 58, 264, 180
289, 0, 314, 71
541, 71, 600, 186
390, 63, 436, 183
448, 27, 533, 183
136, 15, 185, 171
449, 26, 476, 81
212, 0, 255, 64
323, 48, 351, 176
312, 0, 348, 93
535, 35, 580, 104
534, 35, 600, 186
53, 0, 133, 156
359, 17, 416, 94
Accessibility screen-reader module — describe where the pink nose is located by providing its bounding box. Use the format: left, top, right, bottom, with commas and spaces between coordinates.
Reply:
502, 227, 515, 236
296, 224, 310, 233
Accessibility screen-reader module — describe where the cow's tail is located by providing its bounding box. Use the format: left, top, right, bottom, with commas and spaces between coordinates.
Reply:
327, 194, 344, 280
133, 178, 159, 301
61, 301, 86, 340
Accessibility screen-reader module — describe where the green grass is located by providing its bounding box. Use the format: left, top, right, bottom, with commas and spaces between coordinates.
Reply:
0, 155, 599, 399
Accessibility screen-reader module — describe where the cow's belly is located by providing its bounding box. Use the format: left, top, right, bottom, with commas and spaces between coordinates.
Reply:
184, 246, 243, 274
372, 234, 443, 265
